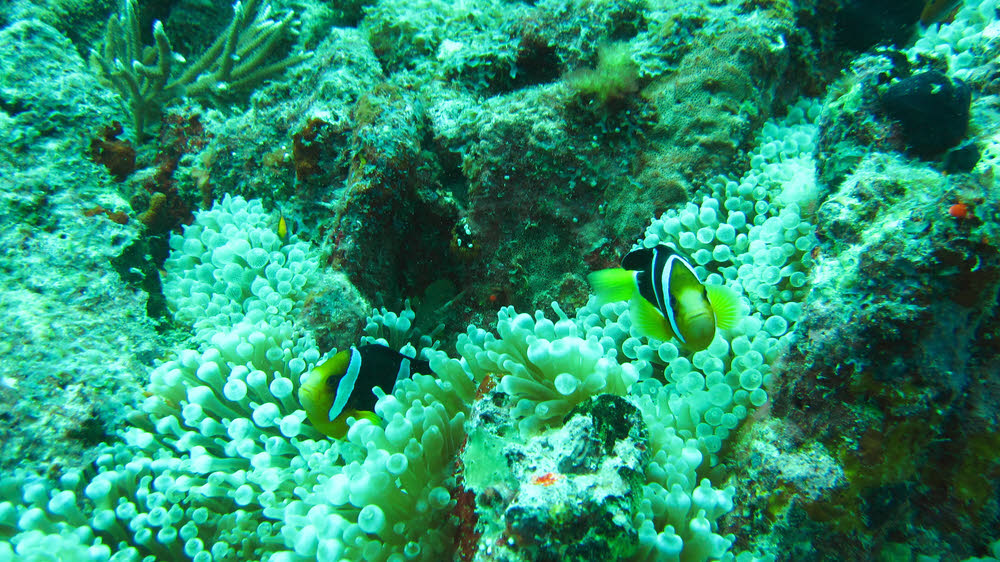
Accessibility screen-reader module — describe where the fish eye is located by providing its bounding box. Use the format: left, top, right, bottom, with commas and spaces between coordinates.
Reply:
325, 375, 339, 391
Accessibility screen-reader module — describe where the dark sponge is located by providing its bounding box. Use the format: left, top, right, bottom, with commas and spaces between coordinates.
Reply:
882, 70, 971, 157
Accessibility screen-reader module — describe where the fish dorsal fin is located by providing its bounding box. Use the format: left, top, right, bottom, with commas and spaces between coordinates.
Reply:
625, 244, 691, 270
328, 347, 362, 421
622, 246, 655, 271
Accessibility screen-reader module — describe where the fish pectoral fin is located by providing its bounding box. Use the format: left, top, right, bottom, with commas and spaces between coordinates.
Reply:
343, 409, 380, 426
629, 292, 675, 342
588, 268, 636, 303
705, 283, 744, 330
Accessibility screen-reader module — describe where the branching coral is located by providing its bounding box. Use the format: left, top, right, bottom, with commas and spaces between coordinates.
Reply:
90, 0, 309, 140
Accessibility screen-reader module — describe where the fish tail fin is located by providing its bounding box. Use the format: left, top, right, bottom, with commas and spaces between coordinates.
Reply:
629, 291, 675, 342
588, 268, 636, 303
705, 283, 744, 330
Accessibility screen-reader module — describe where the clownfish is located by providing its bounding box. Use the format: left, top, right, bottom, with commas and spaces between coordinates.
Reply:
588, 244, 742, 352
298, 344, 432, 438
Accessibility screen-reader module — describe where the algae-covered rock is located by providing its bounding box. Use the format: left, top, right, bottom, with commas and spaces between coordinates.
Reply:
459, 392, 649, 562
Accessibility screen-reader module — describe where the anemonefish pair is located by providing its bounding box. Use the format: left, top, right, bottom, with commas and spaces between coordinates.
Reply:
588, 244, 742, 352
298, 344, 431, 438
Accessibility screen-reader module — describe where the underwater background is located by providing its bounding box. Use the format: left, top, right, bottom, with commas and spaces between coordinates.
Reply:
1, 0, 999, 560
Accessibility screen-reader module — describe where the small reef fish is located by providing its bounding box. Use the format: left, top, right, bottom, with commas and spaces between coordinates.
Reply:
588, 244, 742, 352
921, 0, 962, 25
277, 215, 289, 241
298, 344, 432, 438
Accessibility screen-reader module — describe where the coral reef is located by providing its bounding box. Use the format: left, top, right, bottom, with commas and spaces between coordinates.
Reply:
327, 83, 462, 306
728, 1, 1000, 559
763, 150, 1000, 557
0, 19, 161, 474
2, 0, 1000, 560
0, 194, 775, 560
462, 394, 650, 561
882, 70, 972, 157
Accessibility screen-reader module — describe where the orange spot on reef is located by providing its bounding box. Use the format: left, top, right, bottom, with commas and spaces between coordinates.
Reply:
475, 373, 499, 400
949, 202, 971, 219
531, 472, 562, 486
83, 205, 129, 225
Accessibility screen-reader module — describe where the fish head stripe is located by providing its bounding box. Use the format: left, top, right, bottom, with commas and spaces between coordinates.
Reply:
649, 246, 670, 314
329, 346, 362, 421
659, 252, 689, 344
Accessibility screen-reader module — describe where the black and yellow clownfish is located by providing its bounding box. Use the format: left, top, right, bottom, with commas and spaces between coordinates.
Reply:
298, 344, 432, 438
588, 244, 743, 352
